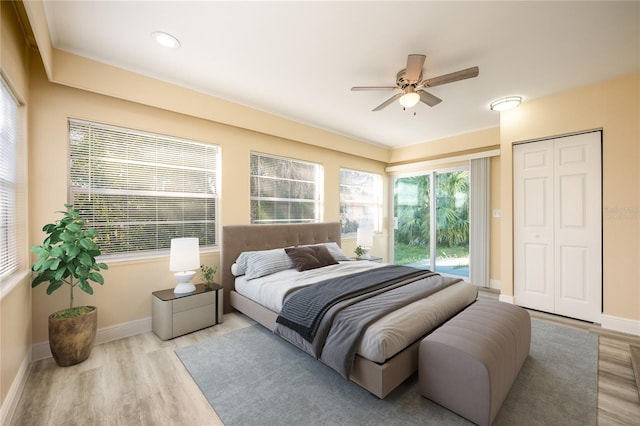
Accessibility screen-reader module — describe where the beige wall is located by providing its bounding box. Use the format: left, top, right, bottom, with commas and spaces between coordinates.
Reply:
500, 73, 640, 322
28, 55, 388, 343
0, 0, 31, 409
390, 127, 500, 164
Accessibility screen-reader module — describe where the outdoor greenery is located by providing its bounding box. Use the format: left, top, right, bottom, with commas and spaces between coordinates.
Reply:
394, 171, 469, 265
394, 242, 469, 265
31, 204, 109, 312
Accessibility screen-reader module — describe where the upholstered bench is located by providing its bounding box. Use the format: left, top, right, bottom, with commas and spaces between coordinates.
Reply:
419, 300, 531, 426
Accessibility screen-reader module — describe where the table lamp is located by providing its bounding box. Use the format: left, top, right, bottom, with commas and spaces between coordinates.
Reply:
356, 228, 374, 260
169, 237, 200, 294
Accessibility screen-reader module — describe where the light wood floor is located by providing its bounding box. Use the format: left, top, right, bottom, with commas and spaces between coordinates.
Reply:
9, 298, 640, 425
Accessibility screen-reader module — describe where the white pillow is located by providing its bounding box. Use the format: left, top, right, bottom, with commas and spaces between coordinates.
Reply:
236, 248, 292, 280
231, 262, 242, 276
319, 242, 350, 261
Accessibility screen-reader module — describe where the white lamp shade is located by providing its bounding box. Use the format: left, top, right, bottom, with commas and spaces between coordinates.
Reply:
169, 238, 200, 272
399, 92, 420, 108
356, 228, 374, 248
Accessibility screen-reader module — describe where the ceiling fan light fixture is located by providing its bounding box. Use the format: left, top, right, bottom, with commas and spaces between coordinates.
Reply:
399, 92, 420, 108
151, 31, 181, 49
490, 96, 522, 111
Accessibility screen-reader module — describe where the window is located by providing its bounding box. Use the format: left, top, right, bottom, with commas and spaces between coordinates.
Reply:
0, 80, 20, 280
250, 152, 322, 224
69, 120, 219, 258
339, 168, 382, 234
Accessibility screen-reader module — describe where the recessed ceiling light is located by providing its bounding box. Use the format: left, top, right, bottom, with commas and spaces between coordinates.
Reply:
490, 96, 522, 111
151, 31, 180, 49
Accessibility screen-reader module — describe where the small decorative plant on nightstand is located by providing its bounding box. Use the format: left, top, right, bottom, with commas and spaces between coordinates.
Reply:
354, 245, 365, 259
200, 264, 217, 290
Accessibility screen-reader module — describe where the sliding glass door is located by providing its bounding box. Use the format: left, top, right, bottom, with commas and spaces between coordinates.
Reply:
434, 170, 469, 277
393, 174, 431, 268
393, 167, 469, 279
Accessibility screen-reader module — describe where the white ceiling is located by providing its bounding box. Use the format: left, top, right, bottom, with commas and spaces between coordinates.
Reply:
42, 1, 639, 149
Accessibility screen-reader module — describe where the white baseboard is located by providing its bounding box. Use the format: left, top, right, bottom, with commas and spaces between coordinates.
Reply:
0, 351, 31, 426
489, 279, 501, 290
601, 314, 640, 337
32, 316, 152, 361
498, 294, 514, 304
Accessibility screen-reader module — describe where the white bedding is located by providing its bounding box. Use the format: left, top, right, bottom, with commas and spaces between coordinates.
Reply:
234, 261, 478, 363
234, 260, 385, 312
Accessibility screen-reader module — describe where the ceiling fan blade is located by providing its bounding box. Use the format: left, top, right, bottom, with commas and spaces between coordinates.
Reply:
351, 86, 398, 91
372, 93, 403, 111
405, 54, 426, 82
418, 90, 442, 107
422, 66, 479, 88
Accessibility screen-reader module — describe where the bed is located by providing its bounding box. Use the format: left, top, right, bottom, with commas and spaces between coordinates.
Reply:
221, 222, 477, 398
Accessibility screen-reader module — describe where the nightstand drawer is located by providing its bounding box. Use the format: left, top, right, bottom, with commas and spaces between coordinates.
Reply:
173, 304, 216, 336
173, 290, 215, 313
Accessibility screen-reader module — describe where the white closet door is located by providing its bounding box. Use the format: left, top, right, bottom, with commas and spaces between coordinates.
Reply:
514, 131, 602, 323
553, 132, 602, 322
514, 139, 555, 313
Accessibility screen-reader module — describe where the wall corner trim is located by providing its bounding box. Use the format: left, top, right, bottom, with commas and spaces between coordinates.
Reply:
498, 294, 514, 304
601, 314, 640, 337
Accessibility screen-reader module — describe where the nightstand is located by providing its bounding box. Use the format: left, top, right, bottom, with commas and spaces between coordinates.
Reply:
152, 283, 223, 340
350, 256, 383, 263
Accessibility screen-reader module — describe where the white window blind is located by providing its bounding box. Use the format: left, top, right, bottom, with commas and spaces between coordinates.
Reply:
0, 80, 19, 279
339, 168, 382, 234
69, 119, 219, 257
250, 152, 322, 224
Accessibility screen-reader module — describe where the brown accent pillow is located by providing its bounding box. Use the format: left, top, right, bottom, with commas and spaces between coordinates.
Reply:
285, 245, 338, 272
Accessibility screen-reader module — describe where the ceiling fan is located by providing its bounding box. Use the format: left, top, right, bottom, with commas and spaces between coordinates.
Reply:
351, 54, 479, 111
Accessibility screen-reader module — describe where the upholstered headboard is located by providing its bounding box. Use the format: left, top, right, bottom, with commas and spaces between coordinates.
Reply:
220, 222, 342, 313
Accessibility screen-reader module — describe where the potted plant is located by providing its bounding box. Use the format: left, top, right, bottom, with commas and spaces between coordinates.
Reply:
200, 264, 217, 290
354, 245, 365, 259
31, 204, 109, 367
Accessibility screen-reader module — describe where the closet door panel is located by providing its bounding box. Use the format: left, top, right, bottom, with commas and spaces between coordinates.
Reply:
514, 140, 554, 312
554, 132, 602, 322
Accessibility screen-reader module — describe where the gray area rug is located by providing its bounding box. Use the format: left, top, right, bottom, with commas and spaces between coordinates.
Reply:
176, 319, 597, 425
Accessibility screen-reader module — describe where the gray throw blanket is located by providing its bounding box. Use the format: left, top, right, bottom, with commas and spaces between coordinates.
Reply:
274, 265, 461, 378
318, 273, 459, 377
276, 265, 427, 342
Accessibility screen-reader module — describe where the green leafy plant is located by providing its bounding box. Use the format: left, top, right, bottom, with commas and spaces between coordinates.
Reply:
31, 204, 108, 315
354, 245, 365, 258
200, 264, 217, 287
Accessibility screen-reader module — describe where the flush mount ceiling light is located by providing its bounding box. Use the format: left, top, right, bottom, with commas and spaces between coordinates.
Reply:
490, 96, 522, 111
151, 31, 180, 49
